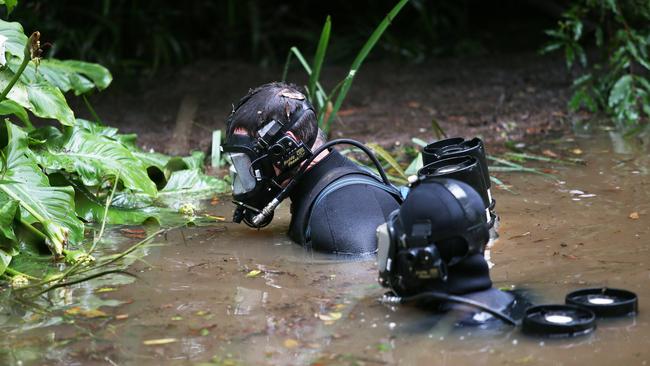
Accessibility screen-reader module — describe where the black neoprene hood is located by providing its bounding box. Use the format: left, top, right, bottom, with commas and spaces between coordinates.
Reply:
398, 178, 489, 259
396, 178, 493, 295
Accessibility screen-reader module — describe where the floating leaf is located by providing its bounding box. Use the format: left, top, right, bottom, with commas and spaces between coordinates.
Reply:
283, 338, 299, 349
629, 212, 640, 220
64, 306, 108, 318
246, 269, 262, 278
143, 338, 177, 346
96, 287, 117, 293
376, 343, 392, 352
318, 312, 342, 321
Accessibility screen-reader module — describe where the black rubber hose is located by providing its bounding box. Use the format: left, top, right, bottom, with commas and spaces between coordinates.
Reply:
396, 291, 518, 326
301, 139, 391, 185
274, 139, 392, 203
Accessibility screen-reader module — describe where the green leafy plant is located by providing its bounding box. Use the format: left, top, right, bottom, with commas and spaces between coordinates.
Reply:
543, 0, 650, 133
0, 5, 228, 287
282, 0, 410, 134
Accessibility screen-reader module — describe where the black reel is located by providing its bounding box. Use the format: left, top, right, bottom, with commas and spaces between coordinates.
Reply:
423, 138, 490, 188
566, 288, 638, 317
522, 304, 596, 337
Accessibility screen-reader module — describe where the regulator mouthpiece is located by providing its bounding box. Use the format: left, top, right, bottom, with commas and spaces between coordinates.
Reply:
251, 198, 281, 227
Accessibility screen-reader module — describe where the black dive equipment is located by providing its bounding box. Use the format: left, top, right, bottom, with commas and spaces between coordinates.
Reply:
225, 116, 393, 228
222, 110, 314, 228
419, 156, 493, 225
422, 137, 495, 213
376, 177, 490, 296
522, 304, 597, 337
566, 288, 638, 317
422, 137, 490, 189
247, 139, 393, 228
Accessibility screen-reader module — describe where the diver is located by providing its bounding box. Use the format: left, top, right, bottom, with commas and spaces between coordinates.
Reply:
376, 176, 516, 324
222, 82, 402, 254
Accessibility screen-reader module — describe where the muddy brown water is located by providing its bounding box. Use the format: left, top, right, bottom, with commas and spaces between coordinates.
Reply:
1, 131, 649, 365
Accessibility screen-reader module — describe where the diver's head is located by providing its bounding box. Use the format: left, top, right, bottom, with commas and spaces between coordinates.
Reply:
222, 82, 319, 228
377, 177, 492, 297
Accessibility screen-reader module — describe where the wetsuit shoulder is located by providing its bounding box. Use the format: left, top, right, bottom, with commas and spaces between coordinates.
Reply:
308, 181, 400, 254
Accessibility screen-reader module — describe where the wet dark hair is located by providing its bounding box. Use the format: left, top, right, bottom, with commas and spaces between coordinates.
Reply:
226, 82, 318, 146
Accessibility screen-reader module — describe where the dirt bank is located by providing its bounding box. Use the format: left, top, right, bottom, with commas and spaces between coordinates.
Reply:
77, 52, 573, 154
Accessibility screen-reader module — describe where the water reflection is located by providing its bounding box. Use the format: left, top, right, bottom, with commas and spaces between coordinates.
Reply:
1, 131, 649, 365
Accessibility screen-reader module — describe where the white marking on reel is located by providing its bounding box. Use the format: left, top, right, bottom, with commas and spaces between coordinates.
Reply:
545, 314, 573, 324
588, 296, 615, 305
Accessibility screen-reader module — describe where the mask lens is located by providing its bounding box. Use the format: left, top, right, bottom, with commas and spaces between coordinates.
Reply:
229, 153, 256, 195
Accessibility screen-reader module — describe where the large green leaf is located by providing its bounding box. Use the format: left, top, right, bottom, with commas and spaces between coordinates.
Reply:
21, 59, 113, 95
0, 121, 84, 255
0, 18, 27, 58
0, 191, 18, 276
160, 169, 228, 197
0, 66, 29, 106
72, 181, 160, 226
0, 192, 18, 241
182, 151, 205, 170
0, 247, 11, 276
26, 81, 76, 126
0, 60, 76, 126
0, 99, 30, 128
37, 127, 157, 196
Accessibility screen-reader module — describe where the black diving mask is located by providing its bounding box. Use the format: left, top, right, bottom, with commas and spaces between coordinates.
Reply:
222, 116, 313, 228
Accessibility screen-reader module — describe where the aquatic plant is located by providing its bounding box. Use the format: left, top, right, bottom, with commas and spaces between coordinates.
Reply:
281, 0, 410, 134
543, 0, 650, 134
0, 7, 227, 285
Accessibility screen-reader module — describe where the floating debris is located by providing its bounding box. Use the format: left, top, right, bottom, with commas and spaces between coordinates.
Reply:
318, 312, 342, 322
283, 338, 299, 349
245, 269, 262, 278
143, 338, 177, 346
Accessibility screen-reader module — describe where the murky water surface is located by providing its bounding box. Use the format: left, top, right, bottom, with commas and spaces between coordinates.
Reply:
1, 132, 649, 365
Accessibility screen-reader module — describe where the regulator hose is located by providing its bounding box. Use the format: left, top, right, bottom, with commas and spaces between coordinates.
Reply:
251, 139, 392, 227
381, 291, 518, 326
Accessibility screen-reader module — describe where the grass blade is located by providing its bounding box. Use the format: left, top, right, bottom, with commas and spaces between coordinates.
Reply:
282, 47, 328, 106
504, 152, 585, 165
322, 0, 410, 132
367, 142, 407, 179
309, 16, 331, 100
488, 156, 556, 178
411, 137, 428, 147
490, 176, 517, 194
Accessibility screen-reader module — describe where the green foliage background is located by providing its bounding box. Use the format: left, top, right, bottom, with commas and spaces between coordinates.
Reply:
543, 0, 650, 133
0, 11, 227, 283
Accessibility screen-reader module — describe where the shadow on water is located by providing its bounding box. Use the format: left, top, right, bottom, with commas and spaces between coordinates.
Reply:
1, 128, 650, 365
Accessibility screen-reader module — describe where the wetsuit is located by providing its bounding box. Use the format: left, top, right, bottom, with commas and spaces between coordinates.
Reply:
288, 150, 402, 254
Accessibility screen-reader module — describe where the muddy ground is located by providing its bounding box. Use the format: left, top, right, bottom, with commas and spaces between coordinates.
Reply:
75, 52, 573, 154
